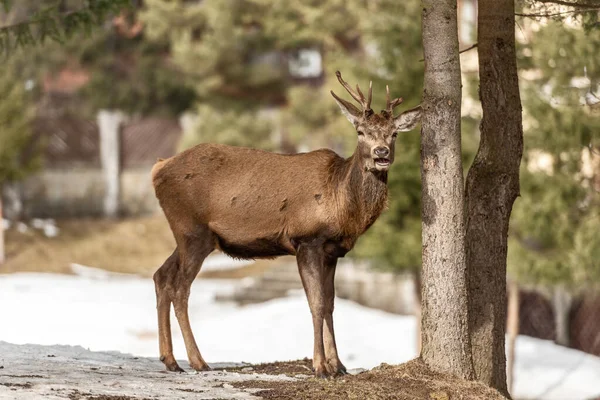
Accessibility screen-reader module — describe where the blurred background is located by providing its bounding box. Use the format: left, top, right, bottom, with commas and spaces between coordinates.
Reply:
0, 1, 599, 399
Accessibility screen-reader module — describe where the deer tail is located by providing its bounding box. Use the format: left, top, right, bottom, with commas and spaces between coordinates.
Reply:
151, 158, 169, 185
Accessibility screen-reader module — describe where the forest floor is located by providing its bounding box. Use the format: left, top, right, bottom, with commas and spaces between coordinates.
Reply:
230, 358, 506, 400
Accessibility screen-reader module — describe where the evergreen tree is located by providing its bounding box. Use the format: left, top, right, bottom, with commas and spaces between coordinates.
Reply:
510, 18, 600, 290
0, 0, 130, 57
348, 0, 423, 275
0, 58, 37, 264
0, 61, 36, 185
508, 16, 600, 346
141, 0, 285, 147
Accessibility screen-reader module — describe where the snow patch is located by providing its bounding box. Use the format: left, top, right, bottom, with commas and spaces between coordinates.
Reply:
201, 254, 255, 272
0, 341, 291, 399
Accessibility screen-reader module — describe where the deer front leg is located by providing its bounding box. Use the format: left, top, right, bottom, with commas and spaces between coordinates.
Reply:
323, 257, 347, 376
296, 243, 329, 378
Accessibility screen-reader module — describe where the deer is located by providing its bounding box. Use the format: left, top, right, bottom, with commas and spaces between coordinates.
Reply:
151, 71, 421, 377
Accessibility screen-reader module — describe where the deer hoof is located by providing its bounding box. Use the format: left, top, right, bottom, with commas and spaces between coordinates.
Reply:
326, 360, 347, 376
161, 355, 184, 373
190, 363, 211, 372
166, 363, 185, 373
312, 363, 330, 378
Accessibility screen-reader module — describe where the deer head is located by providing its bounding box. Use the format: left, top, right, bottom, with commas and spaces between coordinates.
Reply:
331, 71, 421, 172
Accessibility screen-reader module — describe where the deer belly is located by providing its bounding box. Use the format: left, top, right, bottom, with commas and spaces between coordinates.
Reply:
215, 235, 293, 259
209, 219, 296, 260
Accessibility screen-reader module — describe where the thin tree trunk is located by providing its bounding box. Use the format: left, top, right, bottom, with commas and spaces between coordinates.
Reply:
506, 280, 520, 395
420, 0, 474, 379
553, 285, 572, 347
466, 0, 523, 396
0, 195, 5, 264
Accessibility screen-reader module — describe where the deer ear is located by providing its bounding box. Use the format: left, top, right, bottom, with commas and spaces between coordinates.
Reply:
331, 90, 362, 125
394, 105, 422, 132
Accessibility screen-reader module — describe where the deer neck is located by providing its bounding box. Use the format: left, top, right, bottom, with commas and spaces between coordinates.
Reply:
330, 150, 389, 235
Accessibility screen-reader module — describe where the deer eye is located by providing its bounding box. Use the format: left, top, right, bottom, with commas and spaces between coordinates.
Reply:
357, 130, 365, 136
392, 132, 398, 139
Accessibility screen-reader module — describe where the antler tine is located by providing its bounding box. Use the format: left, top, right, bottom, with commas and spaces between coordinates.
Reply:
389, 97, 404, 112
356, 84, 365, 102
335, 71, 371, 111
335, 71, 362, 105
385, 84, 405, 116
386, 85, 391, 111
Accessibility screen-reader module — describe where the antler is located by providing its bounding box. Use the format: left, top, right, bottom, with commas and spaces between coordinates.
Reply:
333, 71, 372, 112
385, 85, 404, 116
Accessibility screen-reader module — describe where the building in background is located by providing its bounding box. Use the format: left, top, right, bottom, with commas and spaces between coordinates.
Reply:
2, 115, 182, 219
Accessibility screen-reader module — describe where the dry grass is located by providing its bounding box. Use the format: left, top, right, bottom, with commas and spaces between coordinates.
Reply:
1, 215, 276, 278
233, 359, 507, 400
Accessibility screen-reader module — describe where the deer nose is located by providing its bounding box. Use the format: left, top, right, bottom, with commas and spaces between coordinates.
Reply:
373, 146, 390, 158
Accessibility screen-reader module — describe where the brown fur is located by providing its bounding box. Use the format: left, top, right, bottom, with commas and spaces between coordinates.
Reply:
151, 73, 421, 377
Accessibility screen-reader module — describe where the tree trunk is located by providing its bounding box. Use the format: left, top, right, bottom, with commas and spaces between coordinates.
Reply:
420, 0, 474, 379
0, 195, 4, 265
553, 285, 572, 347
506, 280, 520, 395
414, 271, 422, 354
465, 0, 523, 396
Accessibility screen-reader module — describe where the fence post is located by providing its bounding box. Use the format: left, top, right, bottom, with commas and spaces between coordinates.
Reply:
553, 285, 573, 347
98, 110, 125, 218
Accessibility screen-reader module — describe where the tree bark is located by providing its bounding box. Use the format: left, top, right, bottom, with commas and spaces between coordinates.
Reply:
466, 0, 523, 396
420, 0, 474, 379
506, 280, 520, 395
414, 271, 422, 354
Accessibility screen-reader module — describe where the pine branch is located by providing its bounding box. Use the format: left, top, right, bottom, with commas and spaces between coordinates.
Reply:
516, 7, 600, 16
533, 0, 600, 9
418, 43, 478, 62
0, 0, 130, 57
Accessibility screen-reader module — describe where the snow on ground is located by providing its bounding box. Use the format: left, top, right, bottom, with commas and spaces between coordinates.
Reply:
1, 272, 599, 400
0, 341, 292, 400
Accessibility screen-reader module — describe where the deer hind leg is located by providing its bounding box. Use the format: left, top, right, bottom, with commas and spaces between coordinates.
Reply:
172, 226, 215, 371
323, 257, 347, 376
154, 249, 183, 372
296, 243, 330, 377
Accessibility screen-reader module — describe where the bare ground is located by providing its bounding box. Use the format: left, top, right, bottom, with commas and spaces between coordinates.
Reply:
0, 343, 506, 400
232, 359, 507, 400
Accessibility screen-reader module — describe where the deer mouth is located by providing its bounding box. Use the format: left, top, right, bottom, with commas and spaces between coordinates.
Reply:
374, 158, 391, 170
